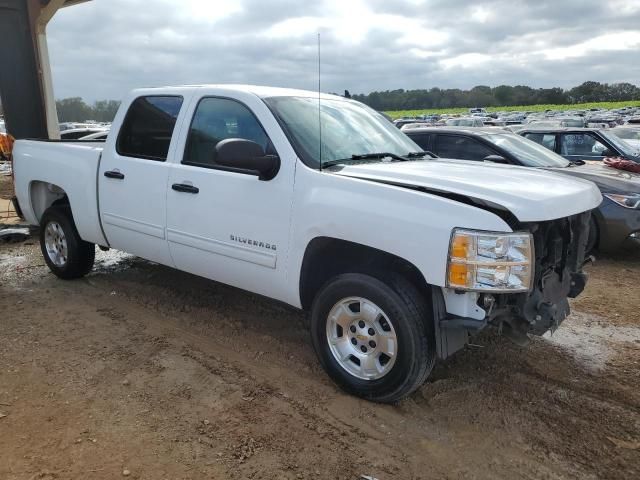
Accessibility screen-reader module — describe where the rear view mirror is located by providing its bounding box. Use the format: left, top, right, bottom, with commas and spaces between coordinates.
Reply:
483, 155, 509, 164
215, 139, 280, 181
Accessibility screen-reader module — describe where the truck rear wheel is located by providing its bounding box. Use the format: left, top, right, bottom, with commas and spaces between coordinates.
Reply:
40, 206, 95, 279
310, 273, 435, 403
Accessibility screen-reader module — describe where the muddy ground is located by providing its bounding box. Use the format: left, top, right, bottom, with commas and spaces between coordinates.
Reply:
1, 232, 639, 479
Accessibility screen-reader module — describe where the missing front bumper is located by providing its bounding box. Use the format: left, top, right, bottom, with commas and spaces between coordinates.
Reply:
491, 211, 592, 342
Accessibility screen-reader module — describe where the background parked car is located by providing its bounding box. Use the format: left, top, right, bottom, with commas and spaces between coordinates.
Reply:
59, 128, 109, 139
519, 127, 640, 164
609, 126, 640, 151
393, 118, 431, 129
405, 126, 640, 252
78, 130, 109, 140
445, 117, 484, 127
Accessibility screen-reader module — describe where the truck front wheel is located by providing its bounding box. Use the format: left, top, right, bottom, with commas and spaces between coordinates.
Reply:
310, 273, 435, 403
40, 206, 95, 279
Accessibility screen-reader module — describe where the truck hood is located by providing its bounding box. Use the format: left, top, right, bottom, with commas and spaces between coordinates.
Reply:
331, 159, 602, 222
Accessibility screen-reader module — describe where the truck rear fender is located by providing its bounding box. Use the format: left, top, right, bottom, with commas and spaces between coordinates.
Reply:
29, 181, 67, 222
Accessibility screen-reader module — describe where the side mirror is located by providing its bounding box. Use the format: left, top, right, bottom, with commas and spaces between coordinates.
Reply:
215, 138, 280, 181
483, 155, 509, 164
601, 148, 615, 157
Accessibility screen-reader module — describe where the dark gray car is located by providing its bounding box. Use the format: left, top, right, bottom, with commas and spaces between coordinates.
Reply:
405, 127, 640, 252
518, 127, 640, 164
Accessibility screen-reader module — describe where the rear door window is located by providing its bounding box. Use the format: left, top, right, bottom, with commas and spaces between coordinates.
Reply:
408, 133, 433, 151
116, 96, 183, 161
434, 135, 497, 161
523, 133, 557, 151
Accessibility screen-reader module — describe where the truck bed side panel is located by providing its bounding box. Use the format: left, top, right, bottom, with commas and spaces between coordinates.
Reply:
13, 140, 107, 246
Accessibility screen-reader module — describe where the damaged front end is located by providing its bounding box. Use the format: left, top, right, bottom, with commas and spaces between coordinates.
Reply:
486, 211, 592, 345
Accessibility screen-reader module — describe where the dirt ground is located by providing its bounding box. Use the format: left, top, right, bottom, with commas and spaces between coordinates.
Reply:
1, 219, 639, 479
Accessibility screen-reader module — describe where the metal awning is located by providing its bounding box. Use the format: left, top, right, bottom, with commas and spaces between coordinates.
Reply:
0, 0, 92, 139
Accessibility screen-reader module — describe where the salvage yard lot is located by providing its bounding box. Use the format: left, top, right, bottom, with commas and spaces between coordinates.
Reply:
1, 236, 639, 479
385, 100, 640, 119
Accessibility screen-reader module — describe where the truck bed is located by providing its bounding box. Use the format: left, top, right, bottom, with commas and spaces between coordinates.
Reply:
13, 139, 107, 246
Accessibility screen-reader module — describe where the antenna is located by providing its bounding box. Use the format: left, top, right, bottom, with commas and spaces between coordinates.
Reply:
317, 32, 322, 172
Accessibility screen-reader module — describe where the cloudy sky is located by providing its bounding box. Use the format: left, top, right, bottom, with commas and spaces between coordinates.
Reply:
47, 0, 640, 102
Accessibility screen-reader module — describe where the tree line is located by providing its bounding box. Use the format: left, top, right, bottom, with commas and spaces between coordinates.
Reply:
350, 81, 640, 111
55, 97, 121, 123
48, 81, 640, 122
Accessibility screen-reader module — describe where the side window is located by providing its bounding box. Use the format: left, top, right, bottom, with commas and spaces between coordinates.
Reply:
409, 133, 432, 151
435, 135, 497, 161
524, 133, 557, 151
117, 96, 183, 161
183, 97, 270, 167
560, 133, 608, 158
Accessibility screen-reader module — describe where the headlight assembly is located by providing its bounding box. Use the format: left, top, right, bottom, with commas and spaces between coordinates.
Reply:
604, 193, 640, 209
447, 229, 534, 292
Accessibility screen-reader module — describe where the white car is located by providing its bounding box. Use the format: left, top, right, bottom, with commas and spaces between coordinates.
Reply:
79, 130, 109, 141
609, 127, 640, 152
12, 85, 601, 402
60, 128, 109, 140
446, 117, 484, 127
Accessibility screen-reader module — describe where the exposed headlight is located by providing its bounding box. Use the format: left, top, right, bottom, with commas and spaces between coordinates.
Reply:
447, 229, 534, 292
604, 193, 640, 209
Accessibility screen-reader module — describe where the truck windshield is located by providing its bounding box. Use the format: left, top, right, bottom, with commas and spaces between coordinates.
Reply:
264, 96, 420, 168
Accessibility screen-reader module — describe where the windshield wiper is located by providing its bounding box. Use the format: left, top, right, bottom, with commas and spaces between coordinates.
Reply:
406, 150, 438, 158
322, 151, 428, 169
321, 152, 406, 169
350, 152, 406, 161
321, 158, 376, 168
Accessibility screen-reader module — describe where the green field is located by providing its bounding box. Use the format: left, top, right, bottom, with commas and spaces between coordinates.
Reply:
385, 100, 640, 119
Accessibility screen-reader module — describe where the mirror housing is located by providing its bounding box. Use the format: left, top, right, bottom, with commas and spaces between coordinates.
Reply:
483, 154, 509, 164
215, 138, 280, 181
601, 148, 615, 157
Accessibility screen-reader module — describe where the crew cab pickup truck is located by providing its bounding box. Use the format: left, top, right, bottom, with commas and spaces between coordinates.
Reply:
13, 85, 602, 402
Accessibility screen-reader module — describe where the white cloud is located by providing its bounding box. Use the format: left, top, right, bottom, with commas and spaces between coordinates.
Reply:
440, 53, 491, 69
168, 0, 242, 23
541, 31, 640, 60
470, 6, 492, 23
46, 0, 640, 101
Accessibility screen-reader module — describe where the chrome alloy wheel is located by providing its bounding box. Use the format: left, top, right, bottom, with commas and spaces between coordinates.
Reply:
326, 297, 398, 380
44, 221, 68, 267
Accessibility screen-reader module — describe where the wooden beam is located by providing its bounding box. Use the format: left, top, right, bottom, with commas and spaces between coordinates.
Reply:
62, 0, 92, 6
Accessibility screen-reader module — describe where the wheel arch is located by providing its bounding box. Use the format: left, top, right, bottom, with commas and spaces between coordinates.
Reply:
29, 180, 70, 223
299, 236, 431, 311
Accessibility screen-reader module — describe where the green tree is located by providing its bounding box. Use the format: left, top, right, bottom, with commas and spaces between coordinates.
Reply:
56, 97, 92, 122
493, 85, 514, 106
56, 98, 121, 123
92, 100, 121, 122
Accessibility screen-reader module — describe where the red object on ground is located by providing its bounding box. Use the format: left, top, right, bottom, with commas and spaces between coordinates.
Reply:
603, 157, 640, 174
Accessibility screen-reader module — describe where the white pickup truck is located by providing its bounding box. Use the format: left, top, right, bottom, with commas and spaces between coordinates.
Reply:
13, 85, 602, 402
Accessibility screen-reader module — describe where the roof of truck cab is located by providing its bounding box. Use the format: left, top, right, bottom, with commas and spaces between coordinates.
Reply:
136, 84, 344, 100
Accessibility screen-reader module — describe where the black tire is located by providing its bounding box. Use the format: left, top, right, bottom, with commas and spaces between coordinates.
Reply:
586, 216, 598, 254
310, 273, 435, 403
40, 205, 95, 279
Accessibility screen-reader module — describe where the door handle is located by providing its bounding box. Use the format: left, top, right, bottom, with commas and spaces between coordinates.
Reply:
172, 183, 199, 194
104, 170, 125, 179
